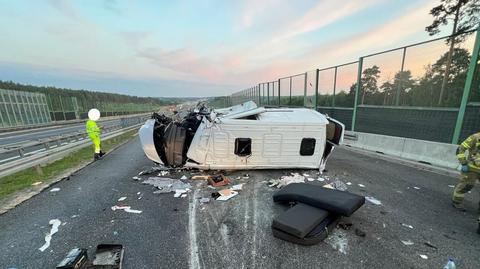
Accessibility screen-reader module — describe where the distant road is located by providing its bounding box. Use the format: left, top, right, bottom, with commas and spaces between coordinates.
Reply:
0, 119, 121, 146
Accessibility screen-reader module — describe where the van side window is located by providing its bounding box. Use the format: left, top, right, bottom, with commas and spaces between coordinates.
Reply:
300, 138, 315, 156
235, 138, 251, 156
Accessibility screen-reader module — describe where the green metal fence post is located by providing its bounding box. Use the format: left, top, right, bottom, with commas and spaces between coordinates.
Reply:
351, 57, 364, 131
452, 25, 480, 144
267, 83, 270, 105
314, 69, 319, 110
395, 47, 407, 106
278, 79, 281, 105
303, 72, 307, 107
333, 66, 337, 107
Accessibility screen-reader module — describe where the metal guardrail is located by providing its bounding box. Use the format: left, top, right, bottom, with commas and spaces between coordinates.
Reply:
0, 123, 144, 178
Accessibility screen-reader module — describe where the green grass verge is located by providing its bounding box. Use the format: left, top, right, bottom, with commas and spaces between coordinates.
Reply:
0, 129, 138, 199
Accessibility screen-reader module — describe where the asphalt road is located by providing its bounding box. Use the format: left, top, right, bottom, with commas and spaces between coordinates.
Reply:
0, 138, 479, 269
0, 119, 121, 146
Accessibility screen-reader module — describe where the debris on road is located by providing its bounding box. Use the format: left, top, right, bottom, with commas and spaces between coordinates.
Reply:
448, 185, 455, 188
323, 180, 348, 191
231, 183, 244, 191
346, 182, 352, 185
325, 230, 348, 254
199, 197, 210, 203
413, 186, 420, 190
216, 189, 238, 201
118, 197, 127, 202
55, 248, 88, 269
338, 222, 353, 230
307, 177, 315, 181
358, 184, 365, 188
207, 174, 230, 187
419, 254, 428, 260
142, 177, 192, 196
174, 189, 188, 198
424, 242, 438, 249
159, 171, 169, 177
181, 175, 188, 180
401, 223, 414, 229
132, 176, 141, 181
70, 215, 79, 218
138, 166, 166, 176
401, 240, 414, 246
354, 228, 366, 237
365, 196, 382, 205
39, 219, 61, 252
32, 181, 42, 186
92, 244, 124, 268
111, 205, 142, 214
268, 173, 305, 188
50, 188, 61, 192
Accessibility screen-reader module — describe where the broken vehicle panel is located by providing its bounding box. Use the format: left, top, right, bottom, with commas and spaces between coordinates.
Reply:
139, 101, 345, 170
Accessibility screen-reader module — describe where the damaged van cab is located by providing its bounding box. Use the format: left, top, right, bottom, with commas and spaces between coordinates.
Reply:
139, 101, 344, 170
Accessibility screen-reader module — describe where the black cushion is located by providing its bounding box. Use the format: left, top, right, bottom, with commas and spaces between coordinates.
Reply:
273, 183, 365, 217
272, 214, 340, 246
272, 203, 329, 238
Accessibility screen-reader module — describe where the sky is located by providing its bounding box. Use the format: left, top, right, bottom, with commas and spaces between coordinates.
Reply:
0, 0, 464, 97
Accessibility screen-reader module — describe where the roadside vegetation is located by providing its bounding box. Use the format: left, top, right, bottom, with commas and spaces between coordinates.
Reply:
0, 129, 138, 199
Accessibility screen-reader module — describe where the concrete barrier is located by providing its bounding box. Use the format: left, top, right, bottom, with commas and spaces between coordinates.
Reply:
343, 131, 459, 170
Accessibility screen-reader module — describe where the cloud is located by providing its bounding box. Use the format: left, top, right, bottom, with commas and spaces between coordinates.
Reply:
103, 0, 122, 15
48, 0, 81, 20
239, 0, 279, 29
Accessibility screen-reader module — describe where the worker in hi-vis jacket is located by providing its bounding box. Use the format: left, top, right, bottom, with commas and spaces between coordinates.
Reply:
86, 108, 105, 160
453, 132, 480, 234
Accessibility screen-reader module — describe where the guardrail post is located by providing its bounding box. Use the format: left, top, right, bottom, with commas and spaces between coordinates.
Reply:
278, 79, 281, 105
18, 148, 25, 158
333, 66, 337, 108
289, 77, 292, 105
303, 72, 307, 107
452, 24, 480, 144
351, 57, 364, 131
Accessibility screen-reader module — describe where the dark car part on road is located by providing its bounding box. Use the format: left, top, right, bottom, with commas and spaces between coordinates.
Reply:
273, 183, 365, 217
56, 248, 89, 269
91, 244, 124, 269
271, 183, 364, 245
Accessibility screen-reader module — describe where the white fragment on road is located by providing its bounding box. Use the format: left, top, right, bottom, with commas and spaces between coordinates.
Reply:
132, 176, 141, 180
401, 240, 414, 246
303, 174, 310, 177
50, 188, 61, 192
70, 215, 79, 218
413, 186, 420, 190
325, 230, 348, 254
174, 189, 188, 198
111, 205, 142, 214
365, 196, 382, 205
383, 223, 386, 228
181, 194, 187, 198
396, 190, 403, 194
317, 177, 325, 182
307, 178, 315, 182
358, 184, 365, 188
32, 181, 42, 186
159, 171, 169, 176
346, 182, 352, 185
401, 223, 414, 229
137, 192, 141, 195
448, 185, 455, 188
181, 175, 188, 180
38, 219, 61, 252
216, 190, 238, 201
419, 254, 428, 260
232, 183, 244, 191
118, 197, 127, 202
199, 197, 210, 203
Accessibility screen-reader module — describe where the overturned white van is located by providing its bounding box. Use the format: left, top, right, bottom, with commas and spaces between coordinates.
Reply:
139, 101, 344, 170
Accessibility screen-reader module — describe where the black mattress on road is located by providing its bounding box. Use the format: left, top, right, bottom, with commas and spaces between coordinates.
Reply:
272, 203, 329, 238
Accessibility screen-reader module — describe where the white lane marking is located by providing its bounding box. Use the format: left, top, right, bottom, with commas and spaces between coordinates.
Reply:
189, 188, 200, 269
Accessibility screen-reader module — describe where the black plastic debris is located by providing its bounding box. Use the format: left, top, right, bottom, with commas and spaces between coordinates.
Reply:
56, 248, 88, 269
91, 244, 124, 269
354, 228, 366, 237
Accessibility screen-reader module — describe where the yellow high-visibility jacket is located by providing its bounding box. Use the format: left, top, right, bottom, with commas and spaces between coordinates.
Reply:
457, 132, 480, 171
85, 120, 100, 138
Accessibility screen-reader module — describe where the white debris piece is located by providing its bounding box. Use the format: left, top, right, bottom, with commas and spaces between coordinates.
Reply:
137, 192, 141, 195
419, 254, 428, 260
325, 230, 348, 254
346, 182, 352, 185
401, 223, 414, 229
39, 219, 61, 252
111, 205, 142, 214
358, 184, 365, 188
181, 194, 187, 198
401, 240, 414, 246
448, 185, 455, 188
216, 189, 238, 201
307, 178, 315, 182
159, 171, 169, 177
200, 198, 210, 203
268, 173, 305, 188
231, 183, 244, 191
50, 188, 61, 192
71, 215, 79, 218
32, 181, 42, 186
143, 177, 192, 195
317, 177, 325, 182
118, 197, 127, 202
413, 186, 420, 190
181, 175, 188, 180
365, 196, 382, 205
132, 176, 141, 180
174, 189, 188, 198
303, 174, 310, 177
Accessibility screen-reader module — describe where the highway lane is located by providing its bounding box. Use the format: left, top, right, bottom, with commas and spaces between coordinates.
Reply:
0, 119, 121, 146
0, 138, 479, 268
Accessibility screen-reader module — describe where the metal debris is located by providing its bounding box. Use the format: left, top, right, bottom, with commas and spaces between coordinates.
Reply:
365, 196, 382, 205
143, 177, 192, 195
111, 205, 142, 214
39, 219, 61, 252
